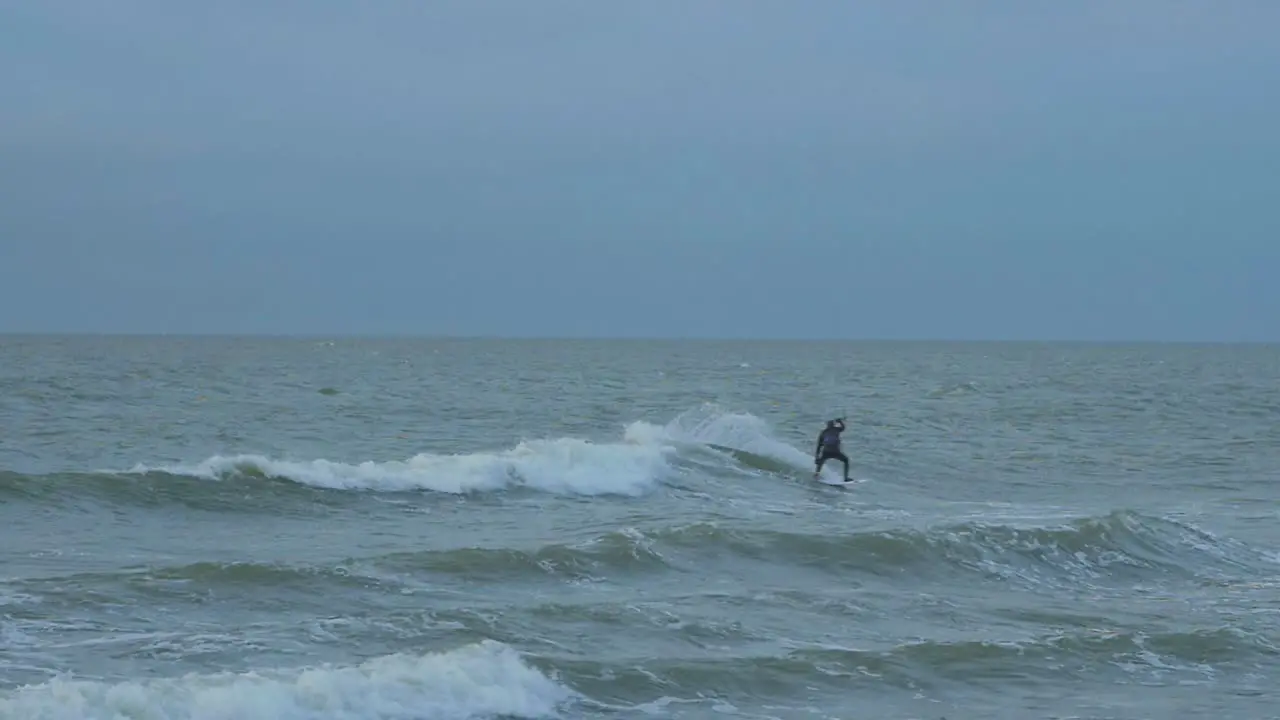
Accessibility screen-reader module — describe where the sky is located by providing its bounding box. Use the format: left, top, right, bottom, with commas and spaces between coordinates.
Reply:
2, 2, 1277, 341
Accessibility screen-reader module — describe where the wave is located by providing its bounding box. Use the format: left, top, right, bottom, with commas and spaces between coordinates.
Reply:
646, 510, 1279, 585
558, 625, 1279, 704
350, 509, 1268, 590
625, 403, 818, 473
129, 436, 675, 496
0, 640, 572, 720
135, 404, 814, 494
2, 620, 1271, 718
8, 512, 1272, 608
6, 533, 672, 608
2, 627, 1270, 718
0, 467, 354, 517
645, 510, 1276, 587
1, 405, 818, 504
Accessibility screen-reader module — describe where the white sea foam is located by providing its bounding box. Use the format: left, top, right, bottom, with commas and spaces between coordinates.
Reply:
0, 640, 571, 720
625, 403, 816, 469
125, 405, 826, 494
130, 434, 673, 496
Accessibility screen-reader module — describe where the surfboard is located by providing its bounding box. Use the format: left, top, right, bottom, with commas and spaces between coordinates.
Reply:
815, 474, 853, 486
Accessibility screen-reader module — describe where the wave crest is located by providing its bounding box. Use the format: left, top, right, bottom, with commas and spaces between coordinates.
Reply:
0, 640, 571, 720
5, 405, 815, 504
128, 435, 673, 496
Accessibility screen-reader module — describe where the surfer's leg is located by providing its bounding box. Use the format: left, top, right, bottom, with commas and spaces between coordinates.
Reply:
835, 451, 850, 480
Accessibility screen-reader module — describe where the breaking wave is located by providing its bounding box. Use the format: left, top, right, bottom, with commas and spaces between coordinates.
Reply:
2, 405, 821, 503
0, 640, 571, 720
128, 435, 674, 496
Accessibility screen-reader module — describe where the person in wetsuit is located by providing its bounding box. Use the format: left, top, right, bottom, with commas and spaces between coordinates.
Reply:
814, 418, 850, 481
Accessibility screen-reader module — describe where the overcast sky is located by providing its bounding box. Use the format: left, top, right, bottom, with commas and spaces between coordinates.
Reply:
2, 2, 1277, 341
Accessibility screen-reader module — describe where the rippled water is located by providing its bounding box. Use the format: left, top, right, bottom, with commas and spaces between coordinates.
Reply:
1, 336, 1277, 719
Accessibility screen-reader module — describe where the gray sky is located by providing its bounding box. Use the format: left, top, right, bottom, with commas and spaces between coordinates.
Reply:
3, 2, 1277, 341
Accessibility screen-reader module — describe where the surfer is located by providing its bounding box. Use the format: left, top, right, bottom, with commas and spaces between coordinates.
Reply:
813, 418, 851, 482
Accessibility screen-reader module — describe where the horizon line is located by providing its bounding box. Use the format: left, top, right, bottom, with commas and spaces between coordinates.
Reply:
0, 331, 1275, 346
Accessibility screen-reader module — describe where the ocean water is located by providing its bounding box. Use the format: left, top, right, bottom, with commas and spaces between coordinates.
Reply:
1, 336, 1277, 720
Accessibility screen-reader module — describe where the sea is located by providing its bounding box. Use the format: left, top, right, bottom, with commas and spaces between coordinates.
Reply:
1, 335, 1277, 720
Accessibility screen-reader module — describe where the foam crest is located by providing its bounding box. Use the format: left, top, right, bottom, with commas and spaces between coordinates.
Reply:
132, 437, 672, 496
626, 404, 814, 468
125, 405, 816, 495
0, 640, 571, 720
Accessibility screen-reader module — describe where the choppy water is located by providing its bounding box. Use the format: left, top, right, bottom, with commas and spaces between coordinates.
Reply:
1, 336, 1278, 719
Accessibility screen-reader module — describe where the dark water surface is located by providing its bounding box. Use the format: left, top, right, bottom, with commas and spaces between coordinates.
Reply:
1, 337, 1277, 719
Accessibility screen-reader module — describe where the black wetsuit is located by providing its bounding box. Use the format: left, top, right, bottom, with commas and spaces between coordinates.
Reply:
814, 420, 849, 480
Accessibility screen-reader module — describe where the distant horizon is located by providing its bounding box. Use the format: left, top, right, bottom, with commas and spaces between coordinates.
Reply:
2, 331, 1275, 347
